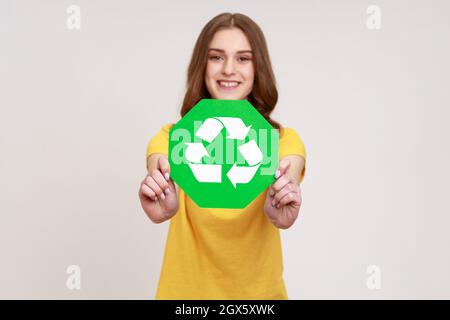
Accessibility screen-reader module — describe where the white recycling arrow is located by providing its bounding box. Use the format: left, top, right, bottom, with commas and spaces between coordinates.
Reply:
226, 163, 260, 188
185, 117, 262, 187
188, 163, 222, 183
215, 117, 251, 140
195, 117, 251, 142
185, 143, 208, 163
195, 118, 223, 143
185, 142, 221, 183
226, 140, 263, 188
237, 140, 263, 166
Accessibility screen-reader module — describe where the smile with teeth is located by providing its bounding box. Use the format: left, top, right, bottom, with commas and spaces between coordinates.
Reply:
218, 80, 240, 89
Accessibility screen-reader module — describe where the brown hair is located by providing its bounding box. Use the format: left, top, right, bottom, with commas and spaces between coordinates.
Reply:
180, 12, 281, 129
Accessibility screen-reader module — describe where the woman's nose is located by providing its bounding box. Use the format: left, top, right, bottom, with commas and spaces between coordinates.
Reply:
222, 58, 236, 75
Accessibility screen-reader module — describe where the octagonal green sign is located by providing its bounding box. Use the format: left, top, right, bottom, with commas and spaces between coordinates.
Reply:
169, 99, 279, 209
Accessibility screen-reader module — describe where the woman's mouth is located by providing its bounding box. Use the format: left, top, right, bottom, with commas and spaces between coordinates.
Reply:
217, 80, 241, 91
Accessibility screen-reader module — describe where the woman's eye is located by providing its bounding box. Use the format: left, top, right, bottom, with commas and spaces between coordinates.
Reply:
209, 55, 223, 61
238, 56, 251, 62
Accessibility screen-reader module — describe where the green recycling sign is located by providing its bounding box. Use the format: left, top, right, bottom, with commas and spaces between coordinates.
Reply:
169, 99, 279, 208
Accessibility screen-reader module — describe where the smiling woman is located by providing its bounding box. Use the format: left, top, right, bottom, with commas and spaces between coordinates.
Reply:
139, 12, 307, 300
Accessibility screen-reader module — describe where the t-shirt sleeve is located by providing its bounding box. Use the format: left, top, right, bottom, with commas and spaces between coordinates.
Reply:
146, 123, 173, 160
279, 128, 307, 183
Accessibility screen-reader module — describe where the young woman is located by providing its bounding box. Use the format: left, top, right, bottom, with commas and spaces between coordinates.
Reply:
138, 12, 307, 299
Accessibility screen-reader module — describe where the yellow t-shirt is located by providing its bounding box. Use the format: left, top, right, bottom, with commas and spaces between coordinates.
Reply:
146, 123, 307, 299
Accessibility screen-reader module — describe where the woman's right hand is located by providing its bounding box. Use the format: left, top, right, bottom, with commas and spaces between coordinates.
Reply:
138, 155, 179, 223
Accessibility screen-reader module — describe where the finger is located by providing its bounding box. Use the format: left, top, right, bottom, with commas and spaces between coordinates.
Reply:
277, 191, 301, 208
268, 186, 275, 197
151, 169, 170, 198
145, 175, 164, 200
273, 182, 297, 205
275, 158, 291, 179
272, 175, 291, 193
158, 156, 171, 181
141, 183, 157, 201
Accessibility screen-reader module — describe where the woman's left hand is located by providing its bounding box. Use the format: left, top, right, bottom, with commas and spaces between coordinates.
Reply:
264, 158, 302, 229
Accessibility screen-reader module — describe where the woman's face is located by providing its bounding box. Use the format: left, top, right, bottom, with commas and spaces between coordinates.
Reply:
205, 27, 255, 100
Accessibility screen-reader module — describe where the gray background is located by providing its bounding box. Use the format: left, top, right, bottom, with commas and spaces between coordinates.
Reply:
1, 0, 449, 299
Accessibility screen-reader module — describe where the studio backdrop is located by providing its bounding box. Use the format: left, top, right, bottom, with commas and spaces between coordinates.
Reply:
1, 0, 449, 299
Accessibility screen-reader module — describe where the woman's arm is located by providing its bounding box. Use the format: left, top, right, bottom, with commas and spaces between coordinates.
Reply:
263, 155, 305, 229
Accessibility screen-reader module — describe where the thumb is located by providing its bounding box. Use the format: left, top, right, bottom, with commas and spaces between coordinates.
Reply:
158, 156, 171, 181
275, 158, 291, 179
